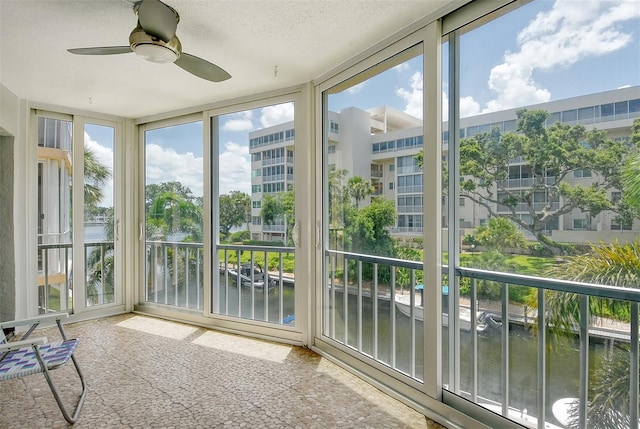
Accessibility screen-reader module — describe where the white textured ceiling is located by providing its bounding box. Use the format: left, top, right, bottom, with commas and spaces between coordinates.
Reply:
0, 0, 453, 119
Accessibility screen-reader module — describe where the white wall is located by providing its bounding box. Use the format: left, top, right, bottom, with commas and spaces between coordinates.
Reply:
1, 84, 34, 320
0, 84, 19, 136
0, 84, 19, 320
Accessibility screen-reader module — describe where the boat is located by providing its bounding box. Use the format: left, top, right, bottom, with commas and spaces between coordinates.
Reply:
394, 284, 489, 332
551, 397, 640, 428
219, 262, 275, 288
552, 397, 576, 427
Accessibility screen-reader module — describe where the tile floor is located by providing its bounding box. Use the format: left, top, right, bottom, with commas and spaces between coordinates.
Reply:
0, 314, 447, 428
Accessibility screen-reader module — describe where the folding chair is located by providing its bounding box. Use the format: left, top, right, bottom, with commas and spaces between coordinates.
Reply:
0, 313, 87, 424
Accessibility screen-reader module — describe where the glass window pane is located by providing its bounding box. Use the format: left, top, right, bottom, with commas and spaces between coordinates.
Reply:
213, 102, 295, 325
36, 117, 73, 313
452, 1, 640, 427
324, 47, 424, 381
144, 121, 204, 310
84, 124, 115, 306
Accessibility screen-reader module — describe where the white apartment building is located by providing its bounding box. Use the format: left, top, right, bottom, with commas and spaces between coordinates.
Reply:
249, 86, 640, 244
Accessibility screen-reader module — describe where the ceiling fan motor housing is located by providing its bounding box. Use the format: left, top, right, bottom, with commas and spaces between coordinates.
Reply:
129, 24, 181, 63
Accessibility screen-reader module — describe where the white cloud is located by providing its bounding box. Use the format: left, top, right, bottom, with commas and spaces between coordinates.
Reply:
347, 82, 366, 94
396, 71, 423, 118
260, 103, 294, 128
480, 0, 640, 113
460, 96, 481, 118
222, 110, 254, 132
442, 91, 480, 121
218, 141, 252, 195
84, 131, 114, 207
145, 144, 204, 198
393, 63, 410, 73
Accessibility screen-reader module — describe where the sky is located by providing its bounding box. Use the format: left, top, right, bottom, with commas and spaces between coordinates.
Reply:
85, 0, 640, 207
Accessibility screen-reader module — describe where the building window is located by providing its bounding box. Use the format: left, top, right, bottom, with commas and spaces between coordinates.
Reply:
389, 164, 394, 171
459, 197, 465, 206
389, 182, 394, 190
573, 219, 588, 230
328, 145, 336, 153
611, 218, 632, 231
611, 191, 622, 203
573, 168, 592, 178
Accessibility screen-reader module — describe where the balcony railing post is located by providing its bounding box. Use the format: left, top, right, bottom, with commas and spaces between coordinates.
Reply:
537, 288, 546, 429
185, 247, 190, 308
250, 251, 255, 320
410, 269, 416, 379
373, 263, 379, 360
357, 260, 363, 352
578, 294, 589, 428
470, 278, 478, 403
343, 253, 348, 345
630, 302, 638, 428
173, 244, 178, 307
390, 266, 396, 369
501, 282, 509, 417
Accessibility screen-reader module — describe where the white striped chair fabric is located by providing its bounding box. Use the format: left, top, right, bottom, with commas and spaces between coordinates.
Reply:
0, 313, 87, 424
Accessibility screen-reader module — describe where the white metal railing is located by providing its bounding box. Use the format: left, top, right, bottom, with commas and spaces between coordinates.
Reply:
37, 241, 114, 313
262, 224, 285, 232
397, 185, 423, 194
262, 157, 285, 166
322, 249, 639, 429
452, 266, 639, 429
497, 176, 557, 188
145, 241, 203, 310
497, 201, 560, 212
216, 244, 294, 325
397, 205, 423, 213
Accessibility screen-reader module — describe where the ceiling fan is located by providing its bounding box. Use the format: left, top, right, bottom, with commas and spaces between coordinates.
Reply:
68, 0, 231, 82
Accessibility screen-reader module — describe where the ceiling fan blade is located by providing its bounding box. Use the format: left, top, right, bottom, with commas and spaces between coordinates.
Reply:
68, 46, 133, 55
137, 0, 178, 43
175, 53, 231, 82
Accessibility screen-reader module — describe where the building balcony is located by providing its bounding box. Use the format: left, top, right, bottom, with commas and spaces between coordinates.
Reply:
497, 201, 560, 212
497, 176, 557, 189
17, 239, 640, 429
0, 312, 441, 428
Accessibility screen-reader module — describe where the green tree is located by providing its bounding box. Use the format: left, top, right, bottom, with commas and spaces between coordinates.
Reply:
261, 187, 295, 244
146, 190, 203, 241
145, 182, 195, 212
328, 169, 356, 250
621, 118, 640, 212
347, 176, 374, 208
546, 241, 640, 429
348, 197, 396, 257
415, 150, 448, 196
460, 109, 631, 252
474, 217, 526, 252
219, 191, 250, 238
84, 146, 111, 207
83, 147, 113, 306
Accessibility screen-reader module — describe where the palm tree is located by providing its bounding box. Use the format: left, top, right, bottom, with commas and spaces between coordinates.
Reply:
347, 176, 374, 208
83, 146, 113, 305
547, 241, 640, 429
83, 146, 111, 207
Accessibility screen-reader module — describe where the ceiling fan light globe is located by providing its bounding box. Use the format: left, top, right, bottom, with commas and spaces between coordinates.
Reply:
134, 44, 178, 63
129, 24, 182, 63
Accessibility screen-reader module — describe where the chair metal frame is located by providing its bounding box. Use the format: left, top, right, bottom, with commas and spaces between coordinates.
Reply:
0, 313, 87, 424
